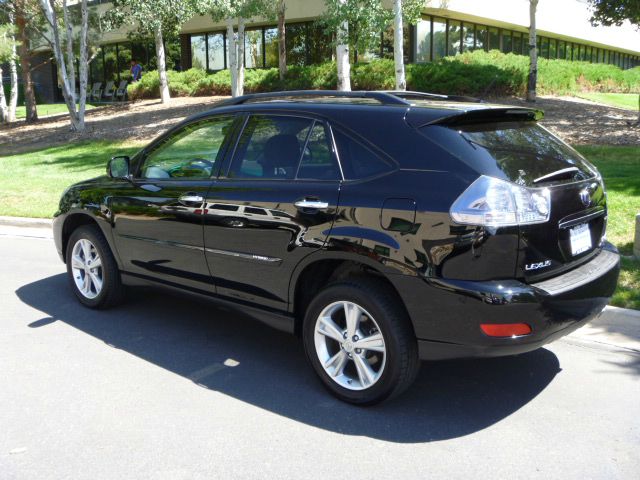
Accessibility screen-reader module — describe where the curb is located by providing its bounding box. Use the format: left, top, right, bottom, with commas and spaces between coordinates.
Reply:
0, 216, 52, 229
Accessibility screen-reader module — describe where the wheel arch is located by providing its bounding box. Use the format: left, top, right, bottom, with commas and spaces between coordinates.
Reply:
60, 212, 118, 265
288, 251, 415, 338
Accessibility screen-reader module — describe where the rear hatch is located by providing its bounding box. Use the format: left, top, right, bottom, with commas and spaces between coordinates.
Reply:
416, 110, 606, 282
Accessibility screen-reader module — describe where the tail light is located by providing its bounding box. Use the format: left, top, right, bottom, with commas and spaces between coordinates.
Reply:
450, 175, 551, 227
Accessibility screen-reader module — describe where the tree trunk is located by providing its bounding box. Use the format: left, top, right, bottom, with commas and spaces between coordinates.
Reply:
15, 2, 38, 123
226, 18, 238, 97
278, 0, 286, 82
39, 0, 82, 131
62, 0, 76, 106
237, 18, 245, 97
154, 26, 170, 103
0, 66, 7, 123
336, 21, 351, 91
6, 10, 18, 121
76, 0, 89, 131
526, 0, 538, 103
393, 0, 406, 91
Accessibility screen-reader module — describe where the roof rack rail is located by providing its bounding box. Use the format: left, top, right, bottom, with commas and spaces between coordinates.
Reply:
383, 90, 484, 103
214, 90, 411, 107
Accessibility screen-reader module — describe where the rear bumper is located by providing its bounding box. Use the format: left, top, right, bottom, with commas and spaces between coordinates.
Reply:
391, 243, 620, 360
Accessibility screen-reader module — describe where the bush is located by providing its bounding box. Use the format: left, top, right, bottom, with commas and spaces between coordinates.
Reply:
128, 50, 640, 101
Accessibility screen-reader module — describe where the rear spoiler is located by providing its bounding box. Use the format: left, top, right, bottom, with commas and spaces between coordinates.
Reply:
415, 107, 544, 128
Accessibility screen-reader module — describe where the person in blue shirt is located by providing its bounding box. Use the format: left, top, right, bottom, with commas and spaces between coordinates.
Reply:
130, 60, 142, 82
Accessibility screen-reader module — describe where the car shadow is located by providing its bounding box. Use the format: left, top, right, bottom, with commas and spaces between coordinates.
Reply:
16, 273, 561, 444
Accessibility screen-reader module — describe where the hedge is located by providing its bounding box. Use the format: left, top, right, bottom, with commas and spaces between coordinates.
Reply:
127, 49, 640, 100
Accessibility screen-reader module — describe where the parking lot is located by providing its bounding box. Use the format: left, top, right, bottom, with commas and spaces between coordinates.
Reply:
1, 233, 639, 479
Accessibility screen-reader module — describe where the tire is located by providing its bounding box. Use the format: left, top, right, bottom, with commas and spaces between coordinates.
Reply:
65, 224, 125, 309
302, 277, 419, 405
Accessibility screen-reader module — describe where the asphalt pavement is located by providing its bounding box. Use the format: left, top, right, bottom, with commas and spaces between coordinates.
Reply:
0, 230, 638, 479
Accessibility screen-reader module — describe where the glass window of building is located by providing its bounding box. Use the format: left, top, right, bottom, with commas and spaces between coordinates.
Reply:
549, 38, 557, 58
558, 40, 566, 59
103, 44, 118, 83
476, 26, 487, 51
432, 18, 447, 59
448, 20, 462, 55
90, 51, 104, 84
416, 17, 432, 61
488, 27, 499, 50
116, 43, 132, 81
264, 28, 278, 68
131, 42, 148, 69
165, 36, 182, 71
462, 23, 474, 52
512, 32, 522, 54
307, 23, 332, 64
286, 23, 308, 66
245, 29, 263, 68
381, 26, 410, 63
540, 37, 549, 58
191, 34, 207, 70
207, 33, 225, 70
501, 31, 512, 53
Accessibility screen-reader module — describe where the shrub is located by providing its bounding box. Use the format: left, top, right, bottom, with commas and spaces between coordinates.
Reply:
128, 50, 640, 101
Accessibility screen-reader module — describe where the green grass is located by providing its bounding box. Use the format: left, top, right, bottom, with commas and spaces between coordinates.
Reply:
0, 141, 637, 309
15, 103, 97, 119
576, 145, 640, 310
575, 92, 640, 111
0, 140, 142, 218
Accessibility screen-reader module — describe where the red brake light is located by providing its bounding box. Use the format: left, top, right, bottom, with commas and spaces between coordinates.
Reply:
480, 323, 532, 337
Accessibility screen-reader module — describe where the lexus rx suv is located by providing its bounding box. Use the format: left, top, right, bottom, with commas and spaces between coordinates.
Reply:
53, 91, 620, 405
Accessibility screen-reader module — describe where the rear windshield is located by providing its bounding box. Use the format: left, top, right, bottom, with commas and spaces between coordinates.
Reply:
424, 121, 597, 186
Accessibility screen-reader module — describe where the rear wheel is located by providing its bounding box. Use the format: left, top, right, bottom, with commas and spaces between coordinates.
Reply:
303, 278, 419, 405
66, 224, 125, 309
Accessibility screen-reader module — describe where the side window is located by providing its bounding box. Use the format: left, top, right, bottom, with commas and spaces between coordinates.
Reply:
333, 128, 395, 180
140, 115, 235, 180
297, 122, 341, 180
229, 115, 312, 180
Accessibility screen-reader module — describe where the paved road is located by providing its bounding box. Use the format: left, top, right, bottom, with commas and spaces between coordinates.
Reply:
1, 234, 638, 479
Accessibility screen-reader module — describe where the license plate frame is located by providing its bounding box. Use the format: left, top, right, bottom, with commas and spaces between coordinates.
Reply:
569, 223, 592, 256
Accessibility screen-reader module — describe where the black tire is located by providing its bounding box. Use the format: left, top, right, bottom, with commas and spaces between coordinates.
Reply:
65, 224, 125, 309
302, 277, 419, 405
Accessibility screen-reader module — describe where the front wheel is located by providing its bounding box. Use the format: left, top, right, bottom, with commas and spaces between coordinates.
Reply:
66, 224, 125, 309
302, 278, 419, 405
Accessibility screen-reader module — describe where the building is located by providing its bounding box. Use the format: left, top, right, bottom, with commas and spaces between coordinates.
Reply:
30, 0, 640, 103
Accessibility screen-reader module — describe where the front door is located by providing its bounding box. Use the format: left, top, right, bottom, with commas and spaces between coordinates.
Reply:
203, 113, 342, 310
110, 114, 237, 292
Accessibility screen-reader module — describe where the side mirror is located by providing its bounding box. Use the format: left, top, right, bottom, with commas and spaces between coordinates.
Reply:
108, 156, 130, 179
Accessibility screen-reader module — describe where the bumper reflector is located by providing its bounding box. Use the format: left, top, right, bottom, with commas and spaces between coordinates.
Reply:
481, 323, 532, 337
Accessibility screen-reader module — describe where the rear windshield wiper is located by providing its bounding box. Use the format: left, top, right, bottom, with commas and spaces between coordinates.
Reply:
533, 167, 580, 184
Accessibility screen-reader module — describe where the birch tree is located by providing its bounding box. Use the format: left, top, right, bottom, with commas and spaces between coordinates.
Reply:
0, 23, 18, 122
527, 0, 538, 102
209, 0, 274, 97
38, 0, 90, 131
322, 0, 392, 91
14, 0, 38, 122
105, 0, 202, 104
391, 0, 424, 91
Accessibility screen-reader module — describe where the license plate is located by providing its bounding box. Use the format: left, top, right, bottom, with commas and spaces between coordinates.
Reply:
570, 223, 592, 256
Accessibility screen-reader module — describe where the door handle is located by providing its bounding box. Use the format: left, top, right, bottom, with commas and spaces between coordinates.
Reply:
179, 194, 204, 204
294, 199, 329, 210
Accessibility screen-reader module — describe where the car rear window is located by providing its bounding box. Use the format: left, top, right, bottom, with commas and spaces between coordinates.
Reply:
333, 129, 395, 180
423, 121, 597, 186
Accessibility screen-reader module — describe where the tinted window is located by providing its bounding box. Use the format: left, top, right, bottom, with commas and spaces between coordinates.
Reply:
245, 207, 267, 215
229, 115, 312, 180
141, 116, 235, 179
297, 122, 341, 180
333, 129, 394, 180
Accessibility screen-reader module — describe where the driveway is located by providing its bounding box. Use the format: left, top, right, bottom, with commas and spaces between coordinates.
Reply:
1, 233, 638, 479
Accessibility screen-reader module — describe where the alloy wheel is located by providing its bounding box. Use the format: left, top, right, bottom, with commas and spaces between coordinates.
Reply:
70, 238, 103, 300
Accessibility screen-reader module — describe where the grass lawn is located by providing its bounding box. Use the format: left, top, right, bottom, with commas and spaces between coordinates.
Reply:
15, 103, 97, 119
575, 92, 639, 111
0, 142, 638, 309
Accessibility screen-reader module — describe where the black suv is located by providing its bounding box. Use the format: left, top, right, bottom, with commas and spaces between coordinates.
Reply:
53, 91, 620, 404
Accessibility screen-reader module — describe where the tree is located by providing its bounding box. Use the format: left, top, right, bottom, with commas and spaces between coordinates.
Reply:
209, 0, 274, 97
0, 23, 18, 122
38, 0, 90, 131
105, 0, 201, 104
277, 0, 286, 82
587, 0, 640, 27
14, 0, 38, 122
526, 0, 538, 103
322, 0, 392, 91
391, 0, 424, 91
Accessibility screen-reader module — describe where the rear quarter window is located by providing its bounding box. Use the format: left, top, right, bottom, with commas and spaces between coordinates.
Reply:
332, 129, 395, 180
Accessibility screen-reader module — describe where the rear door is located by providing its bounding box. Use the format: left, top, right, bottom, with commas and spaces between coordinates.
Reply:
203, 113, 341, 310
